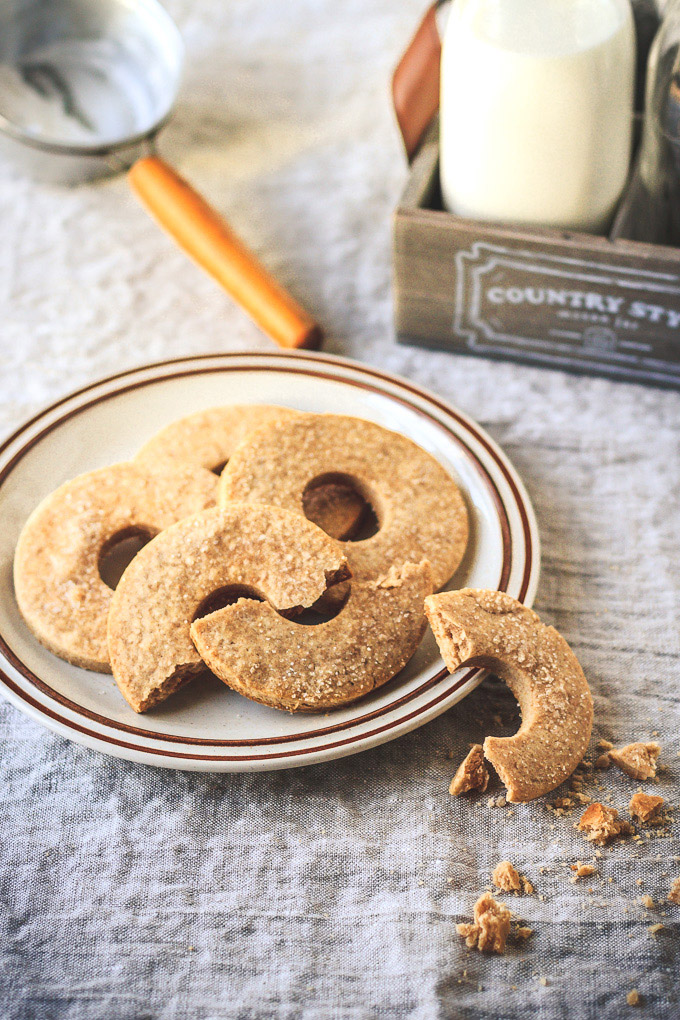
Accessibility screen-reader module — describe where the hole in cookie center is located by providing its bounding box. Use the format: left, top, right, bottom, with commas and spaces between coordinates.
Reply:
99, 528, 154, 590
211, 460, 228, 476
193, 585, 265, 621
302, 472, 379, 542
281, 583, 350, 626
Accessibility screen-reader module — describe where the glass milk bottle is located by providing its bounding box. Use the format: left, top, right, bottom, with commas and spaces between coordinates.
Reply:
631, 0, 680, 244
439, 0, 636, 233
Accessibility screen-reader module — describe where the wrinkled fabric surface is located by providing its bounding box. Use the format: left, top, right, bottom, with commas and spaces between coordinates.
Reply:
0, 1, 678, 1017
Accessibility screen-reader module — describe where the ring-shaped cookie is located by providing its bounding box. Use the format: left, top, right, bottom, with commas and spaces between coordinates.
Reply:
135, 404, 298, 474
135, 404, 366, 541
425, 589, 593, 802
192, 560, 433, 712
219, 413, 469, 589
14, 462, 218, 672
107, 504, 351, 713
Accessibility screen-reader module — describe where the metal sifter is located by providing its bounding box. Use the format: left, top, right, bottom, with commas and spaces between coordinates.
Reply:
0, 0, 322, 350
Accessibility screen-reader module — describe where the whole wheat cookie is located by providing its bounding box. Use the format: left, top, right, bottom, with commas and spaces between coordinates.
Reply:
135, 404, 366, 541
135, 404, 297, 473
219, 413, 468, 589
425, 589, 593, 802
14, 462, 218, 672
107, 504, 351, 713
192, 560, 432, 712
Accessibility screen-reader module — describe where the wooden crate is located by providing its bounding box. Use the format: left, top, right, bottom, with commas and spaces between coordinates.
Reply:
393, 120, 680, 389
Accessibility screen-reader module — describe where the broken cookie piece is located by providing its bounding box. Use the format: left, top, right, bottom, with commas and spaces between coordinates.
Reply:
576, 803, 631, 845
425, 589, 593, 802
491, 861, 534, 895
450, 744, 489, 795
629, 792, 664, 824
456, 893, 511, 954
609, 742, 661, 781
492, 861, 521, 893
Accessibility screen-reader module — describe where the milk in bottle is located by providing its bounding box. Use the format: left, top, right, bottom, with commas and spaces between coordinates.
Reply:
439, 0, 636, 232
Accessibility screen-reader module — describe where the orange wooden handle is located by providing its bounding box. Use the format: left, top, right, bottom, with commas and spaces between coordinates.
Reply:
392, 3, 441, 161
129, 156, 322, 350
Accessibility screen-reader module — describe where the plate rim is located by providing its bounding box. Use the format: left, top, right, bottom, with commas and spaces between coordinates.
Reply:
0, 351, 541, 770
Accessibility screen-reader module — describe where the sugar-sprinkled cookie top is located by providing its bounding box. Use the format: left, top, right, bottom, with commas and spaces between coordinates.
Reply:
219, 413, 468, 590
13, 462, 218, 672
107, 503, 350, 713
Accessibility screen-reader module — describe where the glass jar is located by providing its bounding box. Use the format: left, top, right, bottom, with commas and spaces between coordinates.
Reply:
615, 0, 680, 244
439, 0, 637, 233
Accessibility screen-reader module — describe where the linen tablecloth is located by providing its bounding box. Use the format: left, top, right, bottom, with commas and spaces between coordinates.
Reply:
0, 1, 678, 1016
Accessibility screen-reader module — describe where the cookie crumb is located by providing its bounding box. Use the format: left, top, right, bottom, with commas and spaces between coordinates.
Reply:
648, 923, 664, 936
490, 860, 535, 896
570, 861, 597, 880
641, 894, 654, 908
514, 926, 533, 941
597, 739, 614, 751
629, 792, 664, 823
609, 742, 661, 781
595, 753, 611, 769
627, 990, 641, 1007
492, 861, 522, 893
450, 744, 489, 796
456, 893, 511, 954
577, 803, 631, 845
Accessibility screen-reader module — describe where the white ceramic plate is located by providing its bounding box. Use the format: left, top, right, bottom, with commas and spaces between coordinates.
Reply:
0, 352, 540, 771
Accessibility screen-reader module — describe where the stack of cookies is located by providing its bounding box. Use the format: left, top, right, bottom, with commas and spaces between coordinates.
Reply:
14, 406, 469, 714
